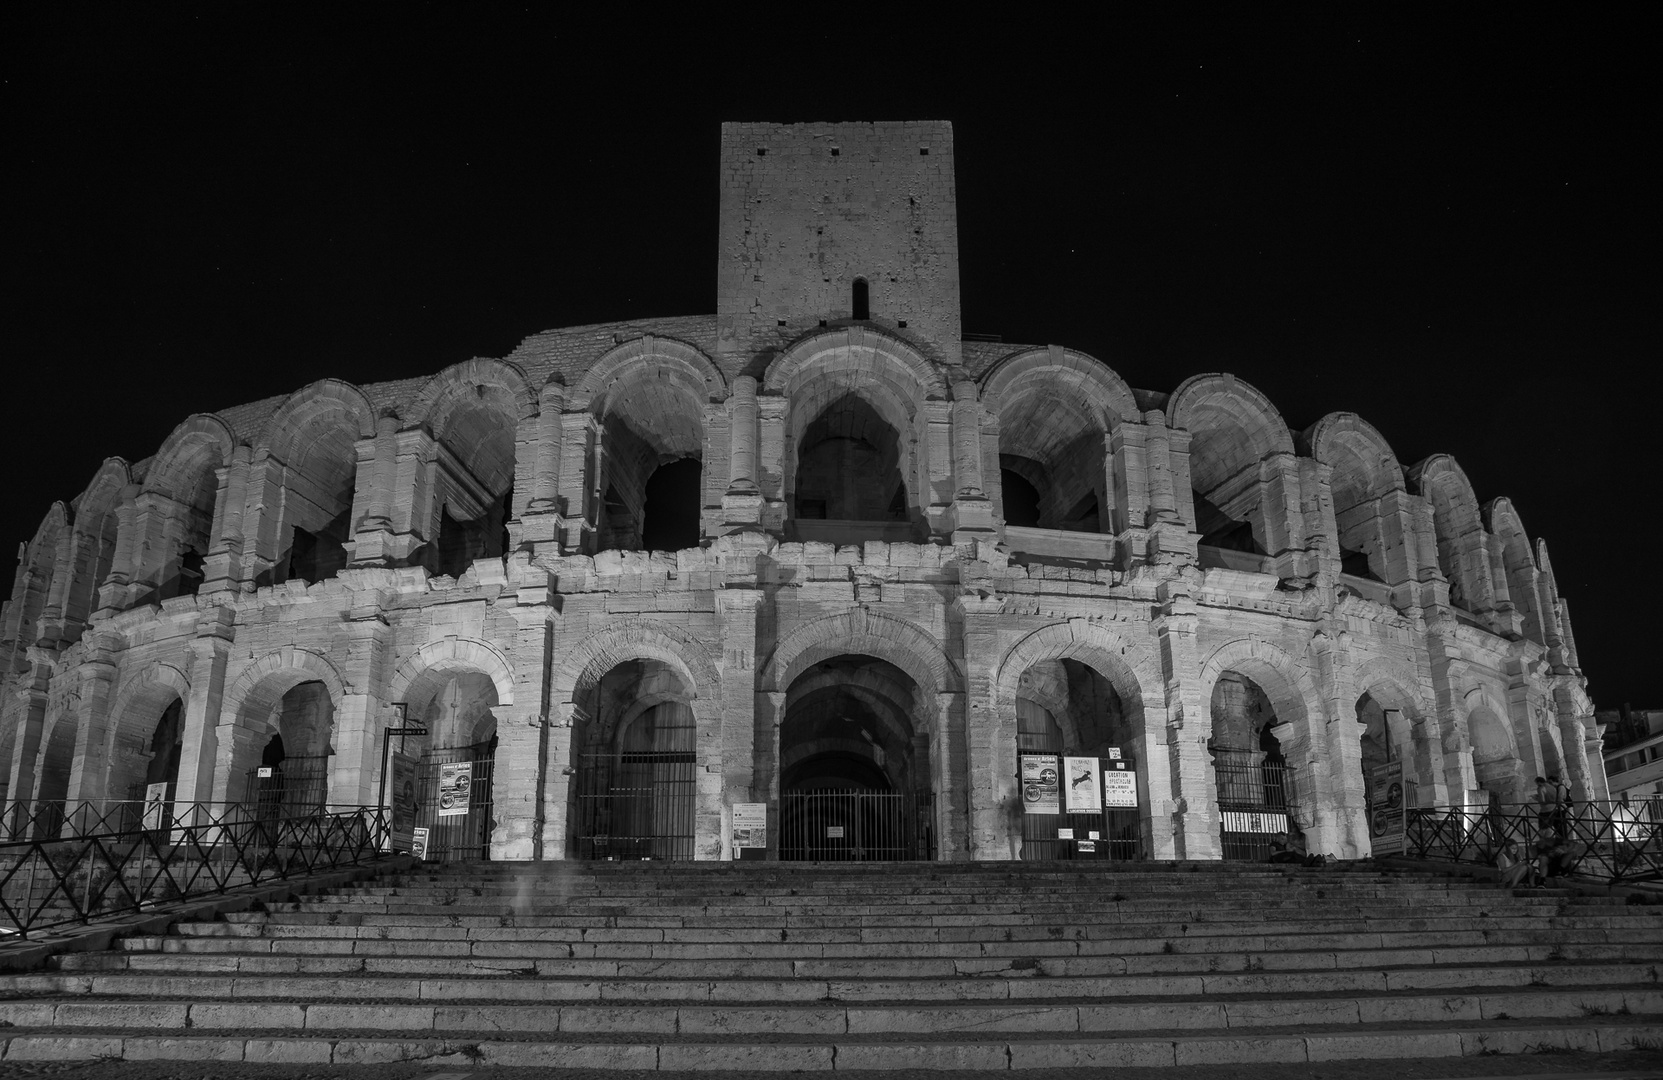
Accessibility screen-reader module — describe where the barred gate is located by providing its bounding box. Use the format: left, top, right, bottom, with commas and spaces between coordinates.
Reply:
413, 742, 495, 862
572, 748, 696, 861
243, 755, 331, 817
1213, 748, 1291, 861
779, 791, 934, 861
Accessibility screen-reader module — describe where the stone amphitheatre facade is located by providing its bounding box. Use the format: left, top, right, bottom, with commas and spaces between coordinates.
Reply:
0, 122, 1605, 864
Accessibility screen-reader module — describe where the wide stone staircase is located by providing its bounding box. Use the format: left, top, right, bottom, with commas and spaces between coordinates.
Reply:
2, 860, 1662, 1069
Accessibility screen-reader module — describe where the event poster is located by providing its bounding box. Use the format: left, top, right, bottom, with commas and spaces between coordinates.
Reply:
389, 752, 419, 850
1370, 759, 1406, 854
411, 827, 430, 861
1102, 762, 1138, 808
1063, 756, 1102, 814
731, 802, 767, 853
1020, 754, 1060, 815
437, 761, 472, 818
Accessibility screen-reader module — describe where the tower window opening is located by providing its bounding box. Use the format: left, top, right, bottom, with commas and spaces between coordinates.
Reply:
852, 278, 870, 320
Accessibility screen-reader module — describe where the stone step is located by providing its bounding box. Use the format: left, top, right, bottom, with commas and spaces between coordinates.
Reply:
4, 985, 1657, 1036
0, 1018, 1658, 1069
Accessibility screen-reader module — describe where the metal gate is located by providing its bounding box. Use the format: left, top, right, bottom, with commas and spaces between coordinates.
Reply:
1016, 752, 1142, 861
413, 741, 495, 862
243, 755, 331, 816
572, 748, 696, 861
1213, 747, 1291, 861
779, 791, 934, 861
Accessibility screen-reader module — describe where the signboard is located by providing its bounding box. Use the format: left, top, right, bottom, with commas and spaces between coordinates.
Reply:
142, 782, 169, 831
1020, 754, 1060, 815
731, 802, 767, 854
1222, 811, 1288, 834
1063, 756, 1102, 814
1103, 761, 1138, 809
1106, 747, 1122, 760
1370, 759, 1406, 855
826, 825, 845, 838
1057, 827, 1074, 840
256, 767, 273, 779
1077, 840, 1096, 854
437, 761, 472, 818
411, 827, 430, 861
388, 752, 419, 851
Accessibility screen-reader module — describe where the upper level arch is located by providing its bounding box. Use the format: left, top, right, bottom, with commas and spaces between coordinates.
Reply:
1, 503, 69, 670
386, 636, 516, 710
1485, 496, 1541, 643
981, 348, 1139, 533
1407, 453, 1492, 617
763, 325, 946, 402
1305, 412, 1406, 582
43, 458, 131, 645
1168, 374, 1294, 555
255, 380, 376, 585
761, 609, 962, 698
136, 414, 236, 601
551, 618, 720, 716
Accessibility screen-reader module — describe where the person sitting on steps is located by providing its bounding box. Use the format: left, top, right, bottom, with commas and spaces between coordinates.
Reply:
1268, 818, 1326, 867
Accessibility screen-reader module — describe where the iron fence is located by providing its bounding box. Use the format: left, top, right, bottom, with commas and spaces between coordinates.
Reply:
411, 744, 495, 862
1213, 750, 1292, 861
1, 799, 364, 843
780, 790, 934, 861
1402, 799, 1663, 886
0, 804, 391, 939
572, 750, 696, 861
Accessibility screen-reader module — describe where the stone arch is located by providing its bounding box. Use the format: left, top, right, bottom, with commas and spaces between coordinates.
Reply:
1168, 374, 1295, 557
45, 458, 131, 645
222, 647, 349, 729
981, 348, 1138, 533
762, 609, 962, 697
1408, 454, 1491, 615
1535, 538, 1567, 654
1485, 497, 1541, 643
994, 620, 1161, 722
139, 414, 236, 601
1466, 699, 1520, 803
257, 379, 377, 456
573, 337, 723, 553
1306, 412, 1406, 582
411, 358, 538, 430
104, 662, 191, 803
148, 414, 236, 504
1351, 654, 1437, 808
386, 636, 516, 711
766, 328, 946, 526
255, 380, 375, 585
552, 619, 720, 711
2, 502, 69, 668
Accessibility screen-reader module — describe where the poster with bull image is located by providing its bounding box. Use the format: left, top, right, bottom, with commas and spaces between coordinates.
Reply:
1063, 756, 1102, 814
437, 761, 472, 818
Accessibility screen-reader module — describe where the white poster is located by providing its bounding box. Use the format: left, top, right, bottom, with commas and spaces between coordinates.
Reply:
1020, 754, 1060, 815
411, 827, 430, 861
1063, 756, 1102, 814
1102, 764, 1138, 809
437, 761, 472, 818
388, 752, 419, 850
142, 782, 169, 830
1370, 759, 1406, 855
731, 802, 767, 852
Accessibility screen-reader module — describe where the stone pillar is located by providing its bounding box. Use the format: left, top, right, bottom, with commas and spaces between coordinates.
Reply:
96, 488, 144, 614
64, 643, 120, 805
201, 448, 251, 596
348, 415, 401, 566
3, 663, 52, 811
555, 412, 597, 553
1582, 715, 1609, 801
238, 453, 288, 588
955, 595, 1008, 860
174, 607, 235, 810
949, 382, 994, 537
721, 377, 764, 529
328, 605, 394, 806
934, 691, 967, 861
757, 394, 788, 527
716, 585, 762, 853
491, 601, 551, 860
1153, 581, 1215, 858
755, 691, 786, 858
387, 428, 439, 566
515, 383, 566, 549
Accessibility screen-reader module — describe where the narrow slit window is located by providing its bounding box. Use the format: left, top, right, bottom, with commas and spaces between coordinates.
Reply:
852, 278, 869, 320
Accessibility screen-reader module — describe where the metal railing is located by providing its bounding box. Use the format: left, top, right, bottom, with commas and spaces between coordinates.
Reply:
0, 804, 391, 940
0, 799, 368, 842
1403, 799, 1663, 886
780, 790, 935, 862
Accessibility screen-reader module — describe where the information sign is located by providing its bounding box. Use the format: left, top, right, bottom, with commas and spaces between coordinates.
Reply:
411, 827, 430, 861
1369, 759, 1406, 855
142, 782, 169, 831
826, 825, 845, 838
1020, 754, 1060, 815
1103, 763, 1138, 809
731, 802, 767, 853
388, 752, 418, 850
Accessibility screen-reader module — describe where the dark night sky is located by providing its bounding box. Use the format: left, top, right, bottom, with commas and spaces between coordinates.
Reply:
3, 8, 1656, 708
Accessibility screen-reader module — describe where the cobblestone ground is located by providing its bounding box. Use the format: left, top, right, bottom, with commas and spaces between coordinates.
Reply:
1, 1053, 1662, 1080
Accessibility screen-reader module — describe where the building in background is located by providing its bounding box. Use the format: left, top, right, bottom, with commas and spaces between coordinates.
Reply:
0, 122, 1606, 862
1599, 706, 1663, 803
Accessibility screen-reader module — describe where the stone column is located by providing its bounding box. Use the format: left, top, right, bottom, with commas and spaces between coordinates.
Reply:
1153, 581, 1213, 858
757, 395, 788, 526
555, 412, 597, 553
3, 662, 52, 811
721, 377, 764, 529
955, 594, 1008, 860
201, 448, 251, 596
515, 383, 566, 549
716, 585, 762, 851
174, 608, 235, 809
64, 644, 119, 805
327, 606, 393, 806
348, 414, 401, 567
490, 601, 551, 860
949, 382, 994, 536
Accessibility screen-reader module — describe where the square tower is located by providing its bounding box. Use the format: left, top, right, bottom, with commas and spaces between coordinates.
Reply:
717, 121, 962, 366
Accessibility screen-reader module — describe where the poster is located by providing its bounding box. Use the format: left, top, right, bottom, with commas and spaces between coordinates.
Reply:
1063, 756, 1102, 814
1103, 763, 1138, 809
388, 752, 419, 850
1370, 759, 1406, 855
731, 802, 767, 853
142, 782, 169, 831
411, 827, 430, 861
437, 761, 472, 818
1020, 754, 1060, 815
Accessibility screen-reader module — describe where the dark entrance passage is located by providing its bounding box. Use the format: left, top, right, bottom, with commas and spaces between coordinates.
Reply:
777, 654, 934, 862
412, 739, 496, 862
1210, 672, 1292, 861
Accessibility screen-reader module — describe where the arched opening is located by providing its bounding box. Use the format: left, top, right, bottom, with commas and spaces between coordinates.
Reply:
247, 681, 335, 813
428, 389, 519, 579
1000, 468, 1042, 528
1469, 707, 1518, 803
569, 659, 696, 860
109, 696, 185, 807
641, 457, 703, 552
1209, 672, 1290, 860
274, 419, 358, 586
988, 359, 1114, 548
1014, 658, 1142, 860
33, 721, 78, 836
793, 393, 909, 525
852, 277, 870, 320
396, 670, 499, 862
779, 654, 932, 861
